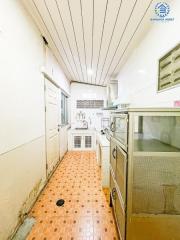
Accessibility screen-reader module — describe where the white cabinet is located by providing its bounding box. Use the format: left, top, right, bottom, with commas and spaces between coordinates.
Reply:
68, 130, 96, 151
101, 146, 110, 187
96, 133, 110, 187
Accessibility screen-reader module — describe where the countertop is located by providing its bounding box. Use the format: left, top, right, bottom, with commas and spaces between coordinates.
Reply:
69, 128, 95, 132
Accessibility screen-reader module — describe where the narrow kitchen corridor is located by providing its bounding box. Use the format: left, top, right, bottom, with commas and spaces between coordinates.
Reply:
27, 151, 118, 240
1, 1, 180, 239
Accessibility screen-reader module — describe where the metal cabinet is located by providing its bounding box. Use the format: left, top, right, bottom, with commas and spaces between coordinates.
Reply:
127, 109, 180, 240
116, 145, 127, 205
115, 193, 126, 240
110, 108, 180, 240
110, 137, 127, 240
110, 169, 116, 206
110, 138, 117, 175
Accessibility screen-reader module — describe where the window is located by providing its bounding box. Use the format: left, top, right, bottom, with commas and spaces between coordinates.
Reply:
76, 100, 104, 109
61, 92, 68, 125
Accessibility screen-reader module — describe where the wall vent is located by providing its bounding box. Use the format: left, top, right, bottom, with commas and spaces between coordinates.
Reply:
77, 100, 104, 109
158, 43, 180, 91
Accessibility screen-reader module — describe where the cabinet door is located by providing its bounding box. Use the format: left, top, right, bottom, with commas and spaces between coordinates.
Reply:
73, 135, 82, 149
116, 145, 127, 205
114, 115, 128, 151
85, 135, 92, 149
115, 194, 126, 240
110, 170, 116, 206
110, 137, 117, 175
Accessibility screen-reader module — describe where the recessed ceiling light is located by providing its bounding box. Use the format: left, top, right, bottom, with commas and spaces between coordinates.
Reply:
138, 69, 146, 74
87, 69, 93, 75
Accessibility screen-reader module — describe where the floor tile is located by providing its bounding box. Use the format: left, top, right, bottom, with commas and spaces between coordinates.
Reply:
27, 151, 119, 240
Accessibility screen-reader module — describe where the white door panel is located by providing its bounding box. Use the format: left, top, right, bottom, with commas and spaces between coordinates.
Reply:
45, 79, 60, 177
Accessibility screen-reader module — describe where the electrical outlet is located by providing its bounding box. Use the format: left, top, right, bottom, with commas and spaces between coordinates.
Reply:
174, 100, 180, 107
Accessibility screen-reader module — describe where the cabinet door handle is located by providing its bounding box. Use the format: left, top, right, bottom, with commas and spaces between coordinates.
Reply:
112, 148, 117, 159
112, 187, 116, 200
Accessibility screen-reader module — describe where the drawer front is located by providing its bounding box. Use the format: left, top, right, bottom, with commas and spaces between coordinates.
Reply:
115, 194, 126, 240
116, 146, 127, 204
110, 138, 117, 174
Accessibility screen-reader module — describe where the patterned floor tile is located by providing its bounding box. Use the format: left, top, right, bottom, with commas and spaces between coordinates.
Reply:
27, 151, 119, 240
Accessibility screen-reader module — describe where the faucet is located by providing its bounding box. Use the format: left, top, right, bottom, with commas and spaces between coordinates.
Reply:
82, 120, 88, 129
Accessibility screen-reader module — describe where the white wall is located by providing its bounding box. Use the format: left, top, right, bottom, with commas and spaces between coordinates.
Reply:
71, 82, 108, 131
45, 47, 70, 95
0, 1, 70, 239
117, 0, 180, 107
0, 0, 45, 154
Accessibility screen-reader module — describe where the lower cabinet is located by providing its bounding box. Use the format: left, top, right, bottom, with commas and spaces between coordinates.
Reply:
115, 192, 126, 240
116, 145, 127, 205
110, 137, 127, 240
68, 130, 96, 151
110, 169, 126, 240
110, 109, 180, 240
110, 169, 116, 205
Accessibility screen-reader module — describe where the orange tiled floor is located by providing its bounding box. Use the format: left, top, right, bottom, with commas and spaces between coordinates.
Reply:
27, 151, 119, 240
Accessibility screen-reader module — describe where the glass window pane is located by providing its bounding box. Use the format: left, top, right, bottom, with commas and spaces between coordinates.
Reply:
61, 92, 68, 125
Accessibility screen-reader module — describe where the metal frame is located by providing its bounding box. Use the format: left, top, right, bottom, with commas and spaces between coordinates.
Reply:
127, 110, 180, 240
157, 42, 180, 93
110, 113, 128, 152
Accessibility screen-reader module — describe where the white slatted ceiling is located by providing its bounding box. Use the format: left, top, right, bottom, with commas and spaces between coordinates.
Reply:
22, 0, 154, 86
101, 0, 153, 84
82, 0, 94, 84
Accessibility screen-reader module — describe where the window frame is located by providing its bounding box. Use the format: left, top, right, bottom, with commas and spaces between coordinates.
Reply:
61, 92, 68, 126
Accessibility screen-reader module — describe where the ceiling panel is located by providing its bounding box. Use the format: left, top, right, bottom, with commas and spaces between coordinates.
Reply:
22, 0, 154, 86
97, 0, 138, 85
81, 0, 94, 84
93, 0, 122, 85
100, 0, 153, 85
46, 0, 81, 80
